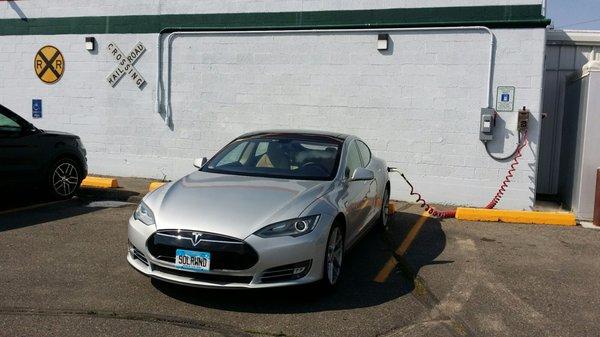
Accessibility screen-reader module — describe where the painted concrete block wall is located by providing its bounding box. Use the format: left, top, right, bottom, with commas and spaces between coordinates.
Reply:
1, 0, 543, 19
0, 26, 545, 209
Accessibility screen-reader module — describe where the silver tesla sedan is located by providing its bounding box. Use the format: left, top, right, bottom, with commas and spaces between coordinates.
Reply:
127, 130, 390, 289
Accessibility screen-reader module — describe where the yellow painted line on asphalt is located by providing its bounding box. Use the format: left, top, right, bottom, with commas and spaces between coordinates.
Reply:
388, 203, 396, 215
374, 211, 430, 283
148, 181, 166, 192
0, 199, 69, 216
81, 176, 119, 189
455, 207, 576, 226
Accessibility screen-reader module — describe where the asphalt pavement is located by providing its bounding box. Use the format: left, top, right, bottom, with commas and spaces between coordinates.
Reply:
0, 179, 599, 337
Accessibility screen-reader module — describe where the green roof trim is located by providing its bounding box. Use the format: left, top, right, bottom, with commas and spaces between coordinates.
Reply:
0, 5, 550, 36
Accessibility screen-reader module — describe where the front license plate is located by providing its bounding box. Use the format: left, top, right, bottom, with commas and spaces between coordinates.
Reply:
175, 249, 210, 272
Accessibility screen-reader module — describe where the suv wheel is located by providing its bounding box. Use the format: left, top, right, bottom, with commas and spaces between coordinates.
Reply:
48, 158, 81, 199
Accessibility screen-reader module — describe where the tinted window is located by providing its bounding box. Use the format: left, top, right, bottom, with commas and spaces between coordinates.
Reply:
215, 142, 247, 167
345, 141, 362, 179
0, 110, 21, 133
356, 140, 371, 167
203, 136, 341, 180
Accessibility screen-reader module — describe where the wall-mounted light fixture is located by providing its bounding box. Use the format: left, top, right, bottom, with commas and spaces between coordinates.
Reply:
85, 37, 96, 51
377, 34, 389, 51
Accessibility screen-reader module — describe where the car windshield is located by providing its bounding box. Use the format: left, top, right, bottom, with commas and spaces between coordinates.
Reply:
202, 135, 342, 180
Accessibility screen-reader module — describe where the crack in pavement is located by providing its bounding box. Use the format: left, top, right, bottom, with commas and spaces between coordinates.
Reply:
419, 235, 561, 337
0, 306, 292, 337
378, 225, 476, 337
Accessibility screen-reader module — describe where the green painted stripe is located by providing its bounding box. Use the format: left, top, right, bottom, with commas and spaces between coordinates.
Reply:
0, 5, 549, 36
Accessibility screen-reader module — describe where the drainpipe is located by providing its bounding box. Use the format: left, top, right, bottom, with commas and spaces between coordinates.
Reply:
595, 168, 600, 227
156, 26, 496, 125
541, 0, 547, 17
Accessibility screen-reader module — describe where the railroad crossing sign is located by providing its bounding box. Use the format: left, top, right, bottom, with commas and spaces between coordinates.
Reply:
34, 45, 64, 84
106, 42, 146, 89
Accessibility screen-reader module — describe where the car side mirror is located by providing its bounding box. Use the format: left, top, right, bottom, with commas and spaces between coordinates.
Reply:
21, 124, 37, 135
351, 167, 374, 181
193, 157, 208, 169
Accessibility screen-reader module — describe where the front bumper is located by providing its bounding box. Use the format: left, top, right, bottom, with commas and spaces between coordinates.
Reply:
127, 214, 332, 289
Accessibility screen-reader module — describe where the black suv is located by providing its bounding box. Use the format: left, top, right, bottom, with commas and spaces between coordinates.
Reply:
0, 104, 87, 198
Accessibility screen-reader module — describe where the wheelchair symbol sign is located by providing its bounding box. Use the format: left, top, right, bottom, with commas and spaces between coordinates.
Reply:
32, 99, 42, 118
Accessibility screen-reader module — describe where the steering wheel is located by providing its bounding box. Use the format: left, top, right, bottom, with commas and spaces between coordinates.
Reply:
300, 162, 329, 175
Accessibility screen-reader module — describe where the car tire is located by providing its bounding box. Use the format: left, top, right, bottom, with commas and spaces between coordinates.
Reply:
48, 158, 81, 199
319, 221, 344, 291
378, 185, 391, 230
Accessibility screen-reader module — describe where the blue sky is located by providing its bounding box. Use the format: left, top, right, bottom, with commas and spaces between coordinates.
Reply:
547, 0, 600, 30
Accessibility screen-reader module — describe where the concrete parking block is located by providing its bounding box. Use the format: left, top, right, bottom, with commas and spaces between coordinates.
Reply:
455, 207, 576, 226
148, 181, 166, 192
81, 176, 119, 189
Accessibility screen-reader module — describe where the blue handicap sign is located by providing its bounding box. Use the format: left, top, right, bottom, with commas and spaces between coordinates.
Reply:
32, 99, 42, 118
501, 93, 510, 102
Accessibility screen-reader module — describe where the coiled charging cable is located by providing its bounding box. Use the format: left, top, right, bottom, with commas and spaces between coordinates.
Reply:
388, 131, 528, 218
387, 168, 456, 218
484, 131, 528, 209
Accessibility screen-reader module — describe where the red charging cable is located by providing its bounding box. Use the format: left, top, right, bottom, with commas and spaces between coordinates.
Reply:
391, 131, 528, 219
484, 132, 528, 209
396, 171, 457, 218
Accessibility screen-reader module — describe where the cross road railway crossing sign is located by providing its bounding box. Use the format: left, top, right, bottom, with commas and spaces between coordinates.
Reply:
106, 42, 146, 89
34, 45, 64, 84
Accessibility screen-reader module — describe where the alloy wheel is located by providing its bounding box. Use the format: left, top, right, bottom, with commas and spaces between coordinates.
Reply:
382, 188, 390, 228
326, 227, 343, 285
52, 162, 79, 197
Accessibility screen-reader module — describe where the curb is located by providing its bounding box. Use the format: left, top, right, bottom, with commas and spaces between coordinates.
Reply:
81, 176, 119, 189
580, 221, 600, 230
148, 181, 166, 192
455, 207, 576, 226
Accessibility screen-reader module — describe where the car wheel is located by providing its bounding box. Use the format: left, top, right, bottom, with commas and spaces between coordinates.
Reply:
48, 158, 81, 199
320, 221, 344, 291
378, 186, 391, 230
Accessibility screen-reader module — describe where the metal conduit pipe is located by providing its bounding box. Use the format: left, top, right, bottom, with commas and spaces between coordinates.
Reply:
541, 0, 547, 17
156, 26, 495, 125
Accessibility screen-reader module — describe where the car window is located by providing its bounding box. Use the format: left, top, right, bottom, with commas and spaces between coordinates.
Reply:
345, 141, 362, 179
356, 140, 371, 167
0, 111, 21, 133
204, 137, 342, 180
215, 142, 247, 167
255, 142, 268, 157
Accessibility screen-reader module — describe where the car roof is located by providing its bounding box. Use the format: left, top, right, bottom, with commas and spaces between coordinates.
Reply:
238, 129, 351, 142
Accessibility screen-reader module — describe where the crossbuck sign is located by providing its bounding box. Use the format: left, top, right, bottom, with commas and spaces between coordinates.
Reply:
106, 42, 146, 89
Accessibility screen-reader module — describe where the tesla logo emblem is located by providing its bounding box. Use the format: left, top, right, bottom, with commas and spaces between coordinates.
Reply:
191, 232, 203, 246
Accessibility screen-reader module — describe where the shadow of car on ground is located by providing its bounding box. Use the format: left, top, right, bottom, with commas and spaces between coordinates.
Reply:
152, 211, 450, 313
0, 187, 140, 232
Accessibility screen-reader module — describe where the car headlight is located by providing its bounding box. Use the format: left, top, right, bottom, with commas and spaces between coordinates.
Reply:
75, 138, 85, 149
133, 201, 155, 226
254, 215, 320, 238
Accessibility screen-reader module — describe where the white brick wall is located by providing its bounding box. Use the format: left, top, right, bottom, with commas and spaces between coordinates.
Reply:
0, 26, 545, 209
0, 0, 542, 19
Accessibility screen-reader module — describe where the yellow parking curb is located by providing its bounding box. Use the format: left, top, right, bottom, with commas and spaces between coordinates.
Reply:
81, 176, 119, 189
455, 207, 576, 226
148, 181, 166, 192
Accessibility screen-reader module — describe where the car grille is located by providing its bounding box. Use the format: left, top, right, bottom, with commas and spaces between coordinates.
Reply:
260, 260, 312, 283
146, 230, 259, 271
152, 265, 253, 285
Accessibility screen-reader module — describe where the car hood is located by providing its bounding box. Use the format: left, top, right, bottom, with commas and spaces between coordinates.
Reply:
40, 129, 78, 138
146, 171, 333, 239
